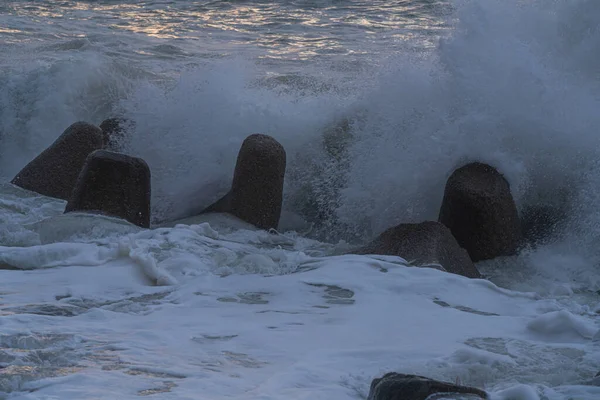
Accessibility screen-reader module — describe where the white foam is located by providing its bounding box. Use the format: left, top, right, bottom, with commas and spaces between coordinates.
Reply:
2, 0, 600, 398
1, 213, 599, 398
527, 310, 597, 342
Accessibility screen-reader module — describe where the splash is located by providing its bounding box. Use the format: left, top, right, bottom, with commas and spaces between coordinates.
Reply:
1, 0, 600, 288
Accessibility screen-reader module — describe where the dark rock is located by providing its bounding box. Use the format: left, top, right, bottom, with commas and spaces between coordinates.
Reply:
99, 117, 130, 150
11, 122, 103, 200
200, 134, 286, 230
354, 221, 480, 279
368, 372, 488, 400
65, 150, 151, 228
438, 162, 521, 262
520, 204, 566, 246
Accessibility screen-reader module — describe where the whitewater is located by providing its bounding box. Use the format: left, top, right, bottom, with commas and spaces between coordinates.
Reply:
1, 0, 600, 399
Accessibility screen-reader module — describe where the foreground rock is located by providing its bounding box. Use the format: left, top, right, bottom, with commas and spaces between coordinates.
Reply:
368, 372, 488, 400
201, 134, 286, 230
65, 150, 151, 228
354, 221, 480, 279
438, 162, 521, 262
11, 122, 103, 200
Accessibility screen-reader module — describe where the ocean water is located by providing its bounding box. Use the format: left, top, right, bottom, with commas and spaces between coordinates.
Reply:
1, 0, 600, 399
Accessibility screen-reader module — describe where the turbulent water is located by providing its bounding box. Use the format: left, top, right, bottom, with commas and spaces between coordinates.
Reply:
1, 1, 600, 399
